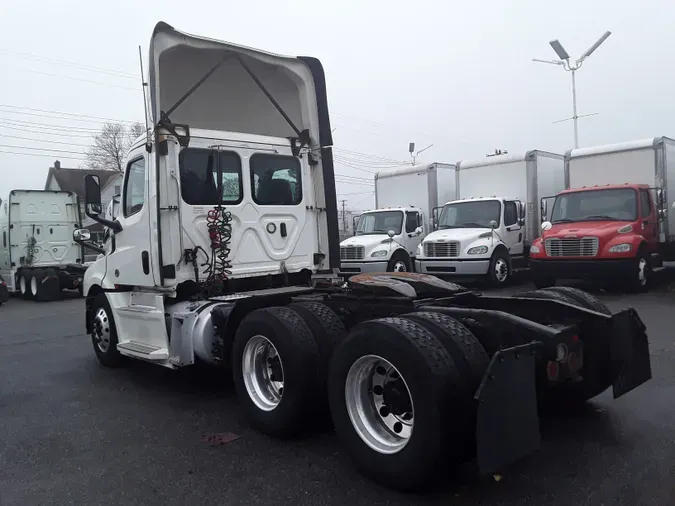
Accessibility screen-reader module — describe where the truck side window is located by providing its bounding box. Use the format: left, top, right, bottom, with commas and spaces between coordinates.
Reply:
405, 212, 419, 233
640, 190, 652, 218
179, 148, 243, 205
123, 158, 146, 218
250, 154, 302, 206
504, 201, 518, 226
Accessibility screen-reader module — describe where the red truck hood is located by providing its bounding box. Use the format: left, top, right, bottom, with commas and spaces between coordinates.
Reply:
545, 220, 631, 238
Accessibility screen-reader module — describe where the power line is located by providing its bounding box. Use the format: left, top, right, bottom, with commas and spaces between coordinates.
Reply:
0, 124, 95, 138
0, 48, 138, 79
0, 104, 140, 125
0, 144, 86, 155
0, 118, 101, 133
0, 150, 85, 161
0, 134, 90, 147
0, 64, 139, 91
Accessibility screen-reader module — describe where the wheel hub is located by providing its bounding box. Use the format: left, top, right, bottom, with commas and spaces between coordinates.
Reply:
242, 335, 284, 411
382, 378, 413, 416
93, 308, 111, 352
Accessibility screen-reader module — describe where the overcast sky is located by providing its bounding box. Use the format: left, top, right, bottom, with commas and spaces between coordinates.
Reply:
1, 0, 674, 210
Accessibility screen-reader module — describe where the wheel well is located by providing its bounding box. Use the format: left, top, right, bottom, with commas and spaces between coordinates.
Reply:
85, 284, 104, 334
390, 248, 410, 261
493, 243, 509, 258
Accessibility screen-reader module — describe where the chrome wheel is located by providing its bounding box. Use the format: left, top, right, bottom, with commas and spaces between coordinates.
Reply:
494, 257, 509, 283
345, 355, 414, 455
638, 256, 648, 286
242, 335, 284, 411
30, 276, 38, 296
92, 307, 111, 353
19, 276, 27, 295
393, 261, 408, 272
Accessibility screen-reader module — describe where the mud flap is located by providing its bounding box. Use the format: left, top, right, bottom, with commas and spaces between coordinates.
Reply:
610, 308, 652, 399
475, 343, 541, 476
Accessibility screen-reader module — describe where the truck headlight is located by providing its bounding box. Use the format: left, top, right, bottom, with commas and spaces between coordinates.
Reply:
530, 245, 540, 254
370, 250, 388, 257
609, 243, 632, 253
467, 245, 488, 255
416, 243, 424, 256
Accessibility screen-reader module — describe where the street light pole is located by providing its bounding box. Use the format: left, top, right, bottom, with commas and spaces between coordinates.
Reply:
533, 31, 611, 149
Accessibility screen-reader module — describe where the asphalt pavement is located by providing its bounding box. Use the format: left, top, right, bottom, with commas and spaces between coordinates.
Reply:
1, 280, 675, 506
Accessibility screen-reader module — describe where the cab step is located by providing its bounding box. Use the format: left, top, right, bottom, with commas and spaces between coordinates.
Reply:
117, 341, 169, 360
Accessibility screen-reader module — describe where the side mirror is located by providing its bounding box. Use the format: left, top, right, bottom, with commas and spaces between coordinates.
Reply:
415, 226, 423, 235
73, 228, 91, 241
489, 220, 498, 229
671, 201, 675, 210
84, 174, 102, 216
387, 229, 396, 238
518, 218, 525, 226
519, 201, 526, 219
541, 221, 553, 232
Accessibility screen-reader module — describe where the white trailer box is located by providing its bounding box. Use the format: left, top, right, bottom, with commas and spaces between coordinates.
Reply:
564, 137, 675, 244
0, 190, 87, 300
339, 162, 457, 275
415, 151, 565, 286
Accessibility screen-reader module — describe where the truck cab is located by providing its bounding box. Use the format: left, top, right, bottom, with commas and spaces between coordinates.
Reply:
415, 197, 525, 286
339, 207, 423, 275
529, 183, 666, 290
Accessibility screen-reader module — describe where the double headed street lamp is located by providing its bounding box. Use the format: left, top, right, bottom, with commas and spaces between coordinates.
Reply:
533, 31, 612, 149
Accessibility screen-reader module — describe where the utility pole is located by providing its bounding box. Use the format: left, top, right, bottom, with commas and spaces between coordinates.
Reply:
340, 199, 348, 234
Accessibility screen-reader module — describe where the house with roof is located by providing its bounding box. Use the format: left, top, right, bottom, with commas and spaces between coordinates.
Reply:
44, 160, 123, 243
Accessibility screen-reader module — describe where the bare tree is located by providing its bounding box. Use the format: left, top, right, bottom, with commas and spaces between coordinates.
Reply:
86, 122, 146, 172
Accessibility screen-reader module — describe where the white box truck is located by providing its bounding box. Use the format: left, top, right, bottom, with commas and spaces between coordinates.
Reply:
415, 151, 565, 286
0, 190, 88, 301
338, 162, 457, 275
529, 137, 675, 290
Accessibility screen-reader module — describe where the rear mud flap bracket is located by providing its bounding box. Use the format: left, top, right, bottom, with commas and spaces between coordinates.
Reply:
475, 343, 541, 476
610, 308, 652, 399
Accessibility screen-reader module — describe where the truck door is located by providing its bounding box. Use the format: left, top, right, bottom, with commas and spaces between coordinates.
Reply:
404, 210, 422, 257
503, 200, 524, 256
106, 152, 155, 287
640, 189, 659, 252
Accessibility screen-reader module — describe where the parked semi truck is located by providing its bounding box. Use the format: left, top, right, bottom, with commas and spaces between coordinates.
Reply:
0, 190, 88, 301
75, 22, 652, 492
530, 137, 675, 290
415, 151, 565, 286
338, 163, 457, 275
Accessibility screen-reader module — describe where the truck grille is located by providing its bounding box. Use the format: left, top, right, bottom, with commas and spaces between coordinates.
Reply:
545, 237, 599, 257
340, 245, 365, 261
424, 241, 460, 258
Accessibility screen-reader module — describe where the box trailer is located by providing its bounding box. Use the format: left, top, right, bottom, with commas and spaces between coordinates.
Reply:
338, 162, 457, 275
0, 190, 87, 300
530, 137, 675, 290
415, 151, 566, 286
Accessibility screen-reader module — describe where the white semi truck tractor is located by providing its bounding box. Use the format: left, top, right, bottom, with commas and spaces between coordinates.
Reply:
74, 22, 652, 492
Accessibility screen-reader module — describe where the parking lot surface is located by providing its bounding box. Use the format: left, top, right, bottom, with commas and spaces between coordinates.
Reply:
1, 280, 675, 506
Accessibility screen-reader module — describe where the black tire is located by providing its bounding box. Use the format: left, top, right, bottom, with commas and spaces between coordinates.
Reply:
387, 251, 412, 273
401, 312, 489, 392
286, 302, 346, 370
628, 249, 651, 293
487, 249, 511, 287
513, 288, 613, 403
232, 306, 322, 438
532, 276, 556, 289
33, 269, 60, 302
545, 286, 610, 315
90, 293, 123, 367
328, 317, 470, 492
20, 270, 33, 300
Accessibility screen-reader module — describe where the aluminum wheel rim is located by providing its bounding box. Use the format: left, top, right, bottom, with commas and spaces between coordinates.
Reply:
242, 335, 284, 412
31, 276, 38, 295
345, 355, 414, 455
393, 261, 408, 272
638, 257, 648, 286
19, 276, 26, 294
93, 307, 111, 353
494, 258, 508, 282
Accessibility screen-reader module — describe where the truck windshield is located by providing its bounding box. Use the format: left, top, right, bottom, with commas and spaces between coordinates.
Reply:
551, 188, 637, 223
356, 211, 403, 236
438, 200, 501, 229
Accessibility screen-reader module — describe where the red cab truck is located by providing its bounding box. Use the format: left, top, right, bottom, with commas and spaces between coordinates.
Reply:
529, 137, 675, 290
